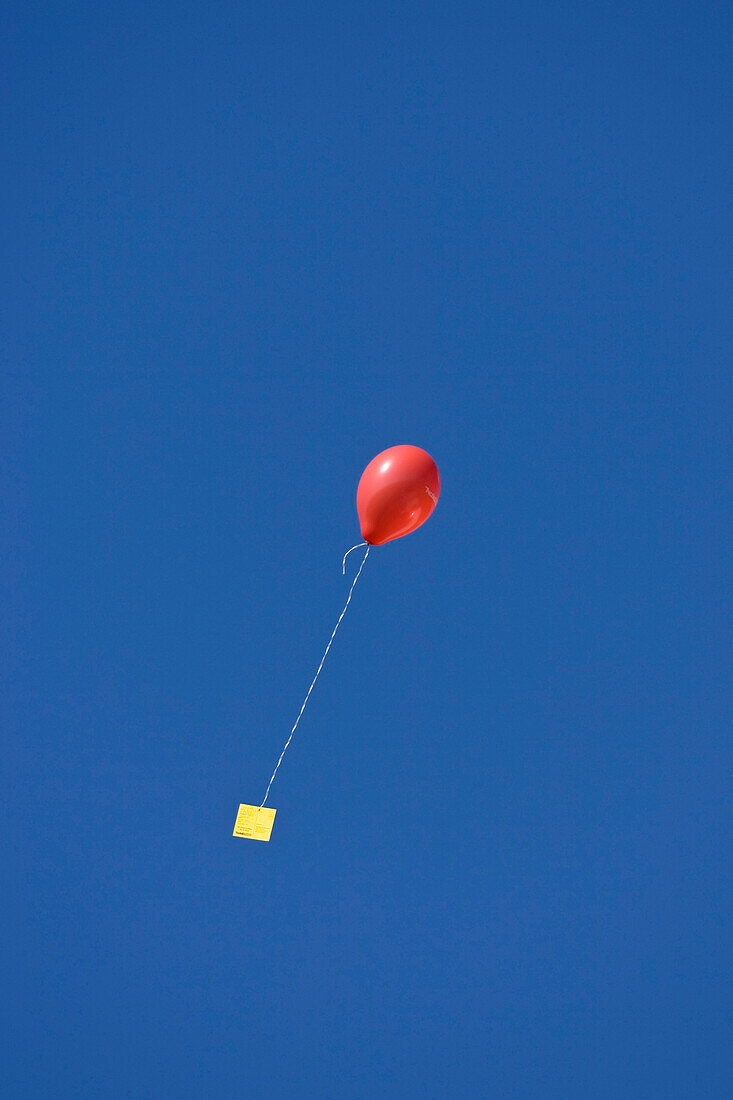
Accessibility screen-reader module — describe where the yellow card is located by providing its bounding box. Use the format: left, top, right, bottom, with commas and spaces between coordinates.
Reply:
232, 804, 276, 842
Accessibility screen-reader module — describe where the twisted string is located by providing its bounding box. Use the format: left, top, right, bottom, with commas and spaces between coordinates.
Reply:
342, 541, 367, 574
260, 543, 371, 808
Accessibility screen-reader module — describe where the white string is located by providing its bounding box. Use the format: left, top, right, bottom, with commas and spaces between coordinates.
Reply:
342, 541, 367, 574
260, 543, 371, 808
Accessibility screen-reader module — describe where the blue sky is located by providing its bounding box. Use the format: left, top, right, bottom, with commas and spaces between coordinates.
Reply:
4, 2, 731, 1096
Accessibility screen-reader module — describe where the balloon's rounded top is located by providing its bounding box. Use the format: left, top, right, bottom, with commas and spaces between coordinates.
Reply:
356, 445, 440, 546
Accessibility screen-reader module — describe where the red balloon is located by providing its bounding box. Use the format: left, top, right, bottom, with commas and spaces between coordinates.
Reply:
356, 445, 440, 546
